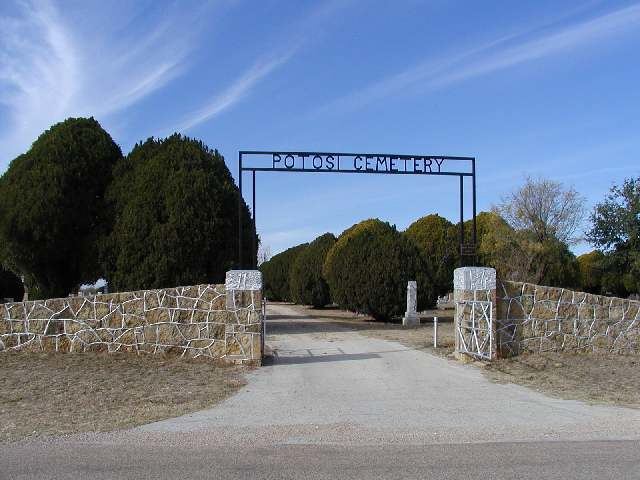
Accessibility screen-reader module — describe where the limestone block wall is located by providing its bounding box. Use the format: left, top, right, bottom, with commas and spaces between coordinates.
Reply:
0, 276, 263, 364
497, 281, 640, 356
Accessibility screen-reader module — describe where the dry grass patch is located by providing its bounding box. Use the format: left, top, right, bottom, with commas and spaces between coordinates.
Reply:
0, 352, 247, 443
484, 352, 640, 408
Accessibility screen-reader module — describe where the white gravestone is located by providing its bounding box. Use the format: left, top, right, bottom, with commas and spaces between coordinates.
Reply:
403, 281, 419, 326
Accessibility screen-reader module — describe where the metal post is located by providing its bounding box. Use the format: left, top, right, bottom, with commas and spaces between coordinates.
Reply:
459, 175, 464, 266
252, 170, 256, 269
434, 316, 438, 348
238, 152, 243, 268
472, 158, 477, 266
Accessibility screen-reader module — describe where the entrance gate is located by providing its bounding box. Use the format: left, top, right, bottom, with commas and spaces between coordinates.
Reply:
237, 150, 479, 267
455, 300, 493, 360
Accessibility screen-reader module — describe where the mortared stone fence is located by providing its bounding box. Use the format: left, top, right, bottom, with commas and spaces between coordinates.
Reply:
454, 267, 640, 361
0, 270, 264, 365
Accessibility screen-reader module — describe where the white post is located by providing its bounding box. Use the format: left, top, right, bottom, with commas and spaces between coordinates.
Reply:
433, 316, 438, 348
403, 281, 419, 326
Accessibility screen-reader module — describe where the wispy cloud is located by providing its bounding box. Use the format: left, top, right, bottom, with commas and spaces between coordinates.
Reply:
170, 51, 297, 133
170, 0, 355, 134
0, 0, 209, 170
318, 3, 640, 116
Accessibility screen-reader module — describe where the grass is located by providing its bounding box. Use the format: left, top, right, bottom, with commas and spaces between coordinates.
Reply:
0, 352, 247, 443
484, 351, 640, 408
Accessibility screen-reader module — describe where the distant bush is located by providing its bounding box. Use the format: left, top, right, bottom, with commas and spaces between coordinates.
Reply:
405, 214, 457, 297
289, 233, 336, 307
260, 243, 308, 301
324, 219, 434, 321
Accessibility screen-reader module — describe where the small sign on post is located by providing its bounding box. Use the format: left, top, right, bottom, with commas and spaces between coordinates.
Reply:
403, 281, 419, 326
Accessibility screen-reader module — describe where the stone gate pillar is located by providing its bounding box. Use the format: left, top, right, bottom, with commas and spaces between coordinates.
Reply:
453, 267, 497, 361
225, 270, 264, 364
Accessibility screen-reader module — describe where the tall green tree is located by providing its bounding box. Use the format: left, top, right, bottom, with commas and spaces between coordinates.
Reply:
324, 219, 434, 321
289, 233, 336, 307
260, 243, 308, 301
102, 134, 255, 291
0, 117, 122, 298
577, 250, 605, 294
404, 214, 457, 297
587, 177, 640, 296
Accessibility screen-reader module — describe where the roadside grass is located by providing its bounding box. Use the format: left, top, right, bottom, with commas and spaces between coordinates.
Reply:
484, 352, 640, 409
0, 352, 247, 443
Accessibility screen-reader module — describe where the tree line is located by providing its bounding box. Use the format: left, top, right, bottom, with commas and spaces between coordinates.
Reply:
1, 118, 636, 307
0, 118, 256, 300
261, 176, 640, 321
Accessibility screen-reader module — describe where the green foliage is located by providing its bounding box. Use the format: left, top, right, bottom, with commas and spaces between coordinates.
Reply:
405, 214, 457, 297
289, 233, 336, 307
577, 250, 605, 294
537, 239, 579, 288
324, 219, 434, 321
102, 134, 255, 291
0, 117, 122, 298
463, 212, 579, 288
587, 177, 640, 296
260, 243, 308, 301
0, 266, 23, 301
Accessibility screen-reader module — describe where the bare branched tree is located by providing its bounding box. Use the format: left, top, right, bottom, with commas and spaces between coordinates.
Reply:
494, 176, 586, 244
257, 244, 272, 266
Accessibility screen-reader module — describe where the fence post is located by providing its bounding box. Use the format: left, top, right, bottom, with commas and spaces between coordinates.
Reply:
453, 267, 497, 361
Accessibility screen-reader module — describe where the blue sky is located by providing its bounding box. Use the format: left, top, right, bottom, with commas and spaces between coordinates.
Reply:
1, 0, 639, 256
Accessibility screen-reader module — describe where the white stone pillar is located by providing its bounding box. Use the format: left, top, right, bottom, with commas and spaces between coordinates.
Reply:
453, 267, 497, 360
403, 280, 419, 326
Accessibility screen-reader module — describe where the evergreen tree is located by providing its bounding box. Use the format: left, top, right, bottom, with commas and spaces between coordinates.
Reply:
0, 117, 122, 298
102, 134, 255, 291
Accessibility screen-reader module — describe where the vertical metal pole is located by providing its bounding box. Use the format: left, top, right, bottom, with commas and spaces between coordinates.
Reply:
434, 317, 438, 348
459, 175, 464, 266
238, 152, 243, 269
252, 170, 256, 269
472, 158, 477, 266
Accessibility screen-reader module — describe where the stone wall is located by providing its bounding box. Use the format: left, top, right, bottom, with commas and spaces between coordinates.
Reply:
0, 271, 264, 364
497, 281, 640, 356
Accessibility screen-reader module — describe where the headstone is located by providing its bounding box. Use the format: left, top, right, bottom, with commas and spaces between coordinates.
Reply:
403, 281, 419, 326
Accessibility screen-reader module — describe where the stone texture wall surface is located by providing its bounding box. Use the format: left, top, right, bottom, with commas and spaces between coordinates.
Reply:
0, 283, 263, 364
497, 281, 640, 356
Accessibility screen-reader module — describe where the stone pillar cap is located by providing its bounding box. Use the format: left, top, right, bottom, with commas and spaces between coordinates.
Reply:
453, 267, 496, 291
225, 270, 262, 291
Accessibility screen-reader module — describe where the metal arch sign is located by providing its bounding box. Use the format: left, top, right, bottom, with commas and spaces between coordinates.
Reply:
237, 150, 477, 269
240, 150, 474, 176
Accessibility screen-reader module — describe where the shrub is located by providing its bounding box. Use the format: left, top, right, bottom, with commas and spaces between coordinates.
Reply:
102, 134, 255, 291
0, 117, 122, 298
289, 233, 336, 307
260, 243, 308, 301
0, 267, 23, 302
323, 219, 434, 321
405, 214, 457, 297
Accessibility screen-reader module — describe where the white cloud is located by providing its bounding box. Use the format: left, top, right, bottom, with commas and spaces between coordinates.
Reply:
0, 0, 207, 170
319, 3, 640, 115
170, 51, 297, 134
170, 0, 356, 133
